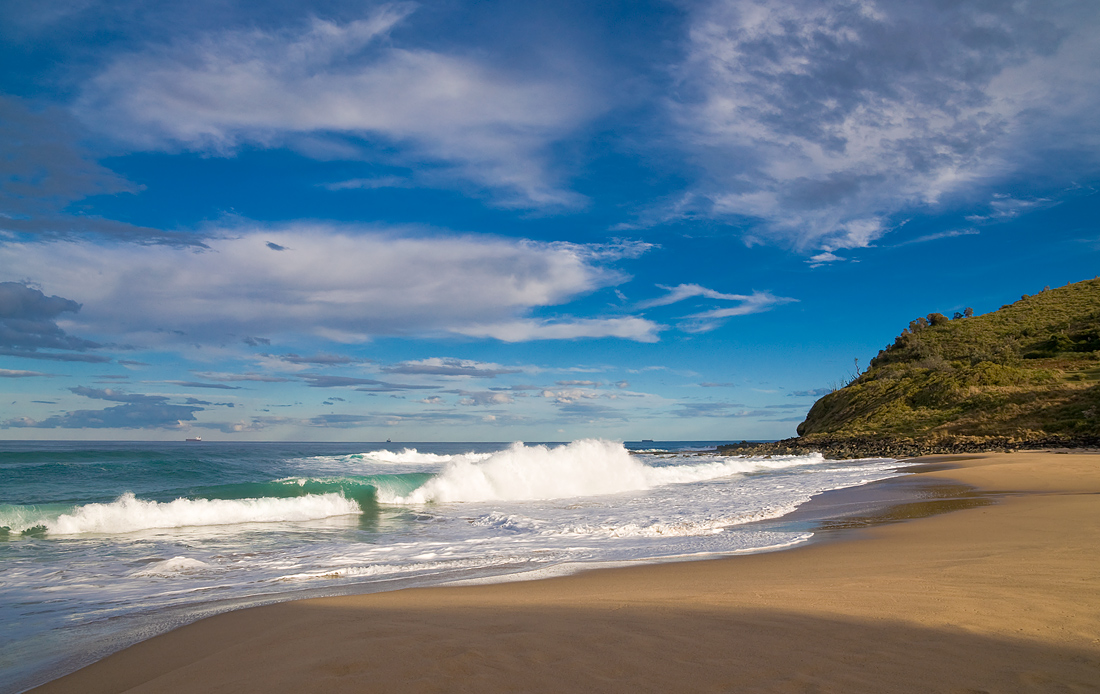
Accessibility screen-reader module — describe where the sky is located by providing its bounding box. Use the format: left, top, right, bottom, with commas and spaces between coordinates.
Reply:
1, 0, 1099, 442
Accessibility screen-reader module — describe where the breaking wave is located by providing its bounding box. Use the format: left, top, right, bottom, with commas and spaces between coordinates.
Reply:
379, 439, 826, 504
359, 448, 495, 465
3, 492, 361, 536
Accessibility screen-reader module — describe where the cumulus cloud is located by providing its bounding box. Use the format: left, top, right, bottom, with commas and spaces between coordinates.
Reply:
75, 6, 600, 207
672, 0, 1100, 254
0, 227, 654, 344
542, 387, 602, 405
456, 390, 515, 406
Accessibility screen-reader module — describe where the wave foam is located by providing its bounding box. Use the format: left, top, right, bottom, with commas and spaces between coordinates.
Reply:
380, 440, 827, 504
44, 492, 361, 536
361, 449, 494, 465
552, 504, 801, 539
134, 556, 212, 577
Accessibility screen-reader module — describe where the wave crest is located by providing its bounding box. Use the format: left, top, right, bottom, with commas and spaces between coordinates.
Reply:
380, 440, 827, 504
44, 492, 361, 536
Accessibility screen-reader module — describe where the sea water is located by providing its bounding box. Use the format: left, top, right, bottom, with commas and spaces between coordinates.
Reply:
0, 440, 900, 692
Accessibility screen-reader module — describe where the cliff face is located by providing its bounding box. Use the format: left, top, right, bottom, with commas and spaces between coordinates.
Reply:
796, 278, 1100, 441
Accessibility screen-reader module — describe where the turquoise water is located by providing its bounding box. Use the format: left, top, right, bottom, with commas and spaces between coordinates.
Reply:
0, 439, 900, 693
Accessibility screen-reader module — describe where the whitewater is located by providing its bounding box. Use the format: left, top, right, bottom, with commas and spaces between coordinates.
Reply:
0, 439, 901, 693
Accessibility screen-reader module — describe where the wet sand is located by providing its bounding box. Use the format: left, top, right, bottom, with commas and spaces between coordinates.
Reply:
30, 452, 1100, 693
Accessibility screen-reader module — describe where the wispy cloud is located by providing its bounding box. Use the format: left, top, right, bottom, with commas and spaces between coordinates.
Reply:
964, 194, 1055, 223
637, 283, 754, 309
298, 374, 438, 391
0, 368, 57, 378
895, 229, 980, 247
668, 0, 1100, 255
192, 371, 293, 383
322, 176, 410, 191
382, 358, 523, 378
75, 6, 602, 208
682, 291, 798, 332
454, 317, 663, 343
273, 353, 369, 366
162, 381, 242, 390
636, 284, 797, 332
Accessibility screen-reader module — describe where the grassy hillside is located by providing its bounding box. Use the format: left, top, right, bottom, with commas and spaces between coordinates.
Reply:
797, 278, 1100, 440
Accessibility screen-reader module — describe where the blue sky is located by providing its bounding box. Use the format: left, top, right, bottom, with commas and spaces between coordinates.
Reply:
1, 0, 1098, 441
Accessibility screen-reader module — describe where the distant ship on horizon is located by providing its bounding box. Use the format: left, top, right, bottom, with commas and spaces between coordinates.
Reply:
185, 437, 202, 442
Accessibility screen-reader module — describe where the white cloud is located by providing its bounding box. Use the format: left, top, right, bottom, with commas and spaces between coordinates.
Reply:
636, 283, 751, 309
637, 283, 794, 312
636, 284, 797, 331
75, 6, 600, 208
322, 176, 410, 191
895, 228, 979, 247
383, 358, 524, 378
672, 0, 1100, 252
964, 194, 1054, 222
679, 290, 798, 332
0, 226, 653, 344
0, 368, 56, 378
457, 391, 514, 406
454, 317, 663, 343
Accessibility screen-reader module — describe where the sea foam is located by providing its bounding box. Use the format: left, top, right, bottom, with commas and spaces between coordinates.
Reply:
360, 448, 494, 465
43, 492, 361, 536
379, 439, 827, 504
133, 556, 212, 577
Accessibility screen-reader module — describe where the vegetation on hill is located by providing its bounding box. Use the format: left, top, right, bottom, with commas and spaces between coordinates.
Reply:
796, 278, 1100, 441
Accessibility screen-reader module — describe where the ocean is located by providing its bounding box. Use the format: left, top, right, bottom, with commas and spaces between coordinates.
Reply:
0, 439, 901, 693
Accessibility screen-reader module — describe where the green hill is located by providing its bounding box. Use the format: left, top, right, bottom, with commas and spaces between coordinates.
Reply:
721, 278, 1100, 458
798, 277, 1100, 440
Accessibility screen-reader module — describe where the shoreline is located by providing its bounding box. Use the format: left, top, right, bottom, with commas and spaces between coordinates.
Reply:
27, 451, 1100, 693
8, 455, 915, 693
717, 434, 1100, 459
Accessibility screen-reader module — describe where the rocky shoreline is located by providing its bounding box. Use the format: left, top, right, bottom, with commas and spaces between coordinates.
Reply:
717, 434, 1100, 460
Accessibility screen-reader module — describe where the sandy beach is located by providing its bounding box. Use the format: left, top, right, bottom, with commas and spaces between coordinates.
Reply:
30, 451, 1100, 693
